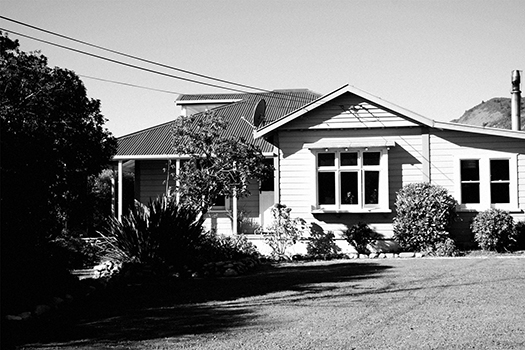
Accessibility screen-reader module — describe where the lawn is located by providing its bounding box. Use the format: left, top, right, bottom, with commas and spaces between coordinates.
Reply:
11, 256, 525, 350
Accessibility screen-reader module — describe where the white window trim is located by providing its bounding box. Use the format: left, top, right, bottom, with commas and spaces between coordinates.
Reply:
312, 147, 390, 213
454, 153, 518, 212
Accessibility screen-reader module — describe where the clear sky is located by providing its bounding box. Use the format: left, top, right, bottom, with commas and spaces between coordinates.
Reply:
2, 0, 524, 137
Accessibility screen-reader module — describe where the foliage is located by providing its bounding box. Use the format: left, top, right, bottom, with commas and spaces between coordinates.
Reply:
47, 234, 101, 269
306, 229, 341, 258
1, 32, 117, 241
343, 222, 380, 254
1, 33, 116, 315
198, 231, 260, 263
429, 237, 460, 257
99, 196, 205, 271
471, 209, 517, 252
393, 183, 457, 252
258, 204, 307, 260
168, 111, 273, 213
516, 221, 525, 251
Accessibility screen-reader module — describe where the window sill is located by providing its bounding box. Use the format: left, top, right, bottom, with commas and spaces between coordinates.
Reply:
312, 208, 392, 214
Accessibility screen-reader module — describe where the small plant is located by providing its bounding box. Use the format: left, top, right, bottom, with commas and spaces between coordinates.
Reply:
393, 183, 457, 252
429, 237, 459, 257
471, 209, 517, 252
515, 221, 525, 250
343, 222, 380, 254
306, 229, 341, 259
258, 203, 307, 260
198, 231, 259, 263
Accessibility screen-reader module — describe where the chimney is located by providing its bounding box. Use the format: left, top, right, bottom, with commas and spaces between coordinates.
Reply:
511, 70, 521, 131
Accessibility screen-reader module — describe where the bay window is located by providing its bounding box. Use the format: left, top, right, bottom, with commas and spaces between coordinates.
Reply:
315, 148, 389, 212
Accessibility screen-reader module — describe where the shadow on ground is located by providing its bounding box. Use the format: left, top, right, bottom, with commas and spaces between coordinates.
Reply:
7, 261, 391, 348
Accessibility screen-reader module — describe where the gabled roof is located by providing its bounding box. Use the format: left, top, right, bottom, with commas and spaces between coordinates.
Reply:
115, 89, 322, 159
254, 84, 525, 140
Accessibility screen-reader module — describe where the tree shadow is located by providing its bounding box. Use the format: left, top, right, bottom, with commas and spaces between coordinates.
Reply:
9, 261, 391, 348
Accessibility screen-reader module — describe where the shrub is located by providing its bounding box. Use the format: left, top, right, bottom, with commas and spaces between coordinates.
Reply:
343, 222, 380, 254
99, 196, 205, 271
430, 237, 460, 257
47, 233, 101, 269
516, 221, 525, 250
198, 231, 259, 263
258, 204, 307, 260
393, 183, 457, 252
307, 229, 341, 258
471, 209, 517, 252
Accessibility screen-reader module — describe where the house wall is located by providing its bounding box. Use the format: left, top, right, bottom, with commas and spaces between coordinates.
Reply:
273, 110, 525, 251
428, 129, 525, 245
135, 160, 261, 235
275, 127, 428, 241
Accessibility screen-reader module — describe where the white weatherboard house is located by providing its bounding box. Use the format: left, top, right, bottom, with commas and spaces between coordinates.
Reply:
114, 83, 525, 253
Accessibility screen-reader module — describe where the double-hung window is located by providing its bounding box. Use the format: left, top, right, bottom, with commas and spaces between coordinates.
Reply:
315, 148, 389, 212
457, 155, 517, 210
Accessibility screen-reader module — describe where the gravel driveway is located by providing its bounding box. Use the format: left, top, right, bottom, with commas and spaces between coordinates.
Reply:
15, 256, 525, 350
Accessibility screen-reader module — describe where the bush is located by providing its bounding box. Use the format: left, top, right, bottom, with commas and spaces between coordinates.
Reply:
471, 209, 517, 252
516, 221, 525, 250
393, 183, 457, 252
307, 229, 341, 258
198, 231, 259, 263
47, 233, 100, 269
429, 237, 460, 257
258, 204, 307, 260
343, 222, 380, 254
99, 196, 205, 271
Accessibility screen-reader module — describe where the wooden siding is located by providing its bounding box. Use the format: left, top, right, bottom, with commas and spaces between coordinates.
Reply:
429, 129, 525, 203
284, 93, 418, 130
136, 160, 262, 235
277, 128, 428, 239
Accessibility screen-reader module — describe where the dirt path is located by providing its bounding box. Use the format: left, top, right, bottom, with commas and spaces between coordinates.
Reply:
14, 257, 525, 350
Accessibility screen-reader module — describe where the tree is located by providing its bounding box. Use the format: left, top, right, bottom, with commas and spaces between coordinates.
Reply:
169, 110, 273, 214
1, 32, 117, 237
1, 33, 117, 313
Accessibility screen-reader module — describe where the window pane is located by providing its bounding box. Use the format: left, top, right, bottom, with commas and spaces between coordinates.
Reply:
364, 171, 379, 204
318, 172, 335, 204
491, 159, 509, 181
318, 153, 335, 167
461, 159, 479, 181
341, 152, 358, 166
363, 152, 380, 166
341, 172, 358, 204
213, 196, 226, 207
491, 183, 510, 203
461, 183, 480, 203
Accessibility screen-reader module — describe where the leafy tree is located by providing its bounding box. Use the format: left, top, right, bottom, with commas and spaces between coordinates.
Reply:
169, 110, 273, 213
1, 32, 117, 238
1, 33, 116, 313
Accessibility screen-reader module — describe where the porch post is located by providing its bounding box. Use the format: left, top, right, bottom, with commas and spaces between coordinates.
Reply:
232, 193, 238, 235
118, 160, 123, 222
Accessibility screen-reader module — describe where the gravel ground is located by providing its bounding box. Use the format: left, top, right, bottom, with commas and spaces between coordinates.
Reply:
12, 256, 525, 350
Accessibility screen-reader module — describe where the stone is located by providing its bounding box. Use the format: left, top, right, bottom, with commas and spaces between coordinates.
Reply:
399, 252, 415, 258
359, 254, 369, 259
34, 304, 52, 316
223, 268, 238, 277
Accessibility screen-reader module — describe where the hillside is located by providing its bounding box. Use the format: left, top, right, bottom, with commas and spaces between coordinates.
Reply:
451, 97, 525, 131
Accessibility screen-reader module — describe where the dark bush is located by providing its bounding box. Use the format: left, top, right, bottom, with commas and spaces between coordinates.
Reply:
516, 221, 525, 250
100, 196, 205, 272
47, 234, 100, 269
306, 229, 341, 258
393, 183, 457, 252
471, 209, 517, 252
197, 231, 259, 263
343, 222, 380, 254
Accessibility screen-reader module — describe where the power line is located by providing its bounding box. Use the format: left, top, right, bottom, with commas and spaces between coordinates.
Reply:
78, 74, 182, 95
1, 27, 317, 105
0, 16, 314, 103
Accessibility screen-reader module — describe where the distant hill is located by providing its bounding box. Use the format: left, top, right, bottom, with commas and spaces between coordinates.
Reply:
451, 97, 525, 131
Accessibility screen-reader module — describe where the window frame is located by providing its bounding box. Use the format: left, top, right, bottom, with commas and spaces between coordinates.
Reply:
455, 153, 518, 211
313, 147, 390, 213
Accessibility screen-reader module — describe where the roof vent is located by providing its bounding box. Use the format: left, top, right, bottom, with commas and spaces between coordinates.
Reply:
511, 70, 521, 131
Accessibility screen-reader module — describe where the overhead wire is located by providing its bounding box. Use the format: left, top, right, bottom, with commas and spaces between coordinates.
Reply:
0, 16, 315, 104
78, 74, 182, 95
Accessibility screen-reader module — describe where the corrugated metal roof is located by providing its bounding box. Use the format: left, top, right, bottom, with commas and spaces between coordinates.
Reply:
116, 89, 321, 158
